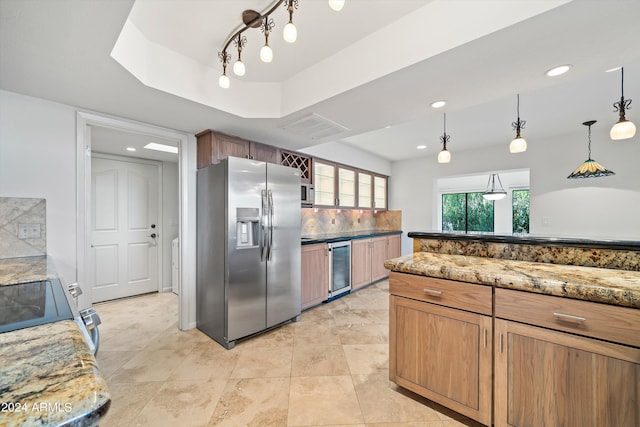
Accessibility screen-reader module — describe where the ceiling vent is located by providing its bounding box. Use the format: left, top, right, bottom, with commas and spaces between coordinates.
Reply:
280, 113, 349, 139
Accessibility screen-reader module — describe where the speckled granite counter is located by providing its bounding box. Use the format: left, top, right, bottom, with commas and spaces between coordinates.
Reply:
0, 320, 110, 427
0, 256, 110, 426
0, 255, 58, 285
384, 252, 640, 308
302, 229, 402, 245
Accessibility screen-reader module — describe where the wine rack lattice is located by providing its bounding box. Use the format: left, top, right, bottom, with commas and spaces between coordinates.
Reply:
280, 151, 311, 181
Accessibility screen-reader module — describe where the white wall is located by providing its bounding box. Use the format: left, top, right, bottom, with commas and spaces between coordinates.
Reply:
0, 90, 78, 284
391, 129, 640, 255
300, 141, 391, 176
0, 90, 196, 328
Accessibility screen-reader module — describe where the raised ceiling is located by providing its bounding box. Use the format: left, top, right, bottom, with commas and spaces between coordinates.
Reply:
1, 0, 639, 162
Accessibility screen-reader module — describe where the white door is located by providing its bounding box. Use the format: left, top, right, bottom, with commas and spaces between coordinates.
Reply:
91, 156, 160, 302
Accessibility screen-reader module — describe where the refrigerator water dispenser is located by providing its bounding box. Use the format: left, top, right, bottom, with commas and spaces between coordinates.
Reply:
236, 208, 259, 248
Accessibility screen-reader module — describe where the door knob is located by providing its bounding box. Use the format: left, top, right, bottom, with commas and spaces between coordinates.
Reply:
151, 224, 156, 229
150, 233, 157, 238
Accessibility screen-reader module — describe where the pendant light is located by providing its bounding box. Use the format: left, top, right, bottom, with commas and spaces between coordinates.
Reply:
218, 51, 231, 89
610, 67, 636, 140
328, 0, 345, 11
568, 120, 615, 179
482, 173, 507, 201
260, 16, 275, 63
232, 35, 246, 76
437, 113, 451, 163
283, 0, 298, 43
510, 94, 527, 153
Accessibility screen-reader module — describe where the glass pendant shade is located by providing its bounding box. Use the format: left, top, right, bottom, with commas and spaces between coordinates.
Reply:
510, 94, 527, 153
233, 60, 245, 76
218, 73, 230, 89
283, 22, 297, 43
567, 120, 615, 179
567, 159, 615, 179
610, 119, 636, 140
610, 67, 635, 140
328, 0, 345, 11
260, 44, 273, 63
482, 173, 507, 200
509, 136, 527, 153
437, 149, 451, 163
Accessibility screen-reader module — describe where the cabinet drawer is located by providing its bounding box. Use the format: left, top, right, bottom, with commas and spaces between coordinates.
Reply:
389, 272, 492, 316
495, 288, 640, 348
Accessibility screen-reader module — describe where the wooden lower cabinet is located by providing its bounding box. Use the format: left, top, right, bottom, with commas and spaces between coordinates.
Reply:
494, 318, 640, 427
351, 239, 372, 289
352, 234, 402, 290
301, 243, 329, 309
390, 294, 493, 425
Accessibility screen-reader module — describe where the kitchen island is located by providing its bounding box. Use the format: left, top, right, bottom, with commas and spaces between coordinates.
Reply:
0, 256, 111, 427
386, 232, 640, 427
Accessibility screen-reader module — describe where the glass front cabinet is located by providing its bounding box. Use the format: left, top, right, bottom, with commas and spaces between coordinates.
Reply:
313, 160, 387, 210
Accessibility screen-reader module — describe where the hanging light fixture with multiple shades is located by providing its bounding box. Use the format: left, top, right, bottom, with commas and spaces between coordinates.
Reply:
509, 94, 527, 153
217, 0, 345, 88
610, 67, 636, 140
437, 113, 452, 163
567, 120, 615, 179
482, 173, 507, 200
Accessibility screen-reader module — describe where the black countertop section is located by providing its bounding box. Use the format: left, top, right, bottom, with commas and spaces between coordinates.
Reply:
407, 231, 640, 251
302, 230, 402, 245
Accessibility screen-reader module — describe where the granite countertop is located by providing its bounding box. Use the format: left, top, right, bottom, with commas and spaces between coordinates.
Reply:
408, 231, 640, 251
302, 229, 402, 245
384, 252, 640, 308
0, 256, 111, 426
0, 320, 110, 426
0, 255, 58, 285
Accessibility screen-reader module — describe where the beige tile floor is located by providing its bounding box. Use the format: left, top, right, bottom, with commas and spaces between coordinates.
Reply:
95, 280, 483, 427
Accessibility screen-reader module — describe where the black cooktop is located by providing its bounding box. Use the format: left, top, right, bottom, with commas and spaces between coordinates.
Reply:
0, 279, 74, 333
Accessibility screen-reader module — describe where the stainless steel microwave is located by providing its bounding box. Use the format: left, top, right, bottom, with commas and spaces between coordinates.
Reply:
301, 183, 314, 206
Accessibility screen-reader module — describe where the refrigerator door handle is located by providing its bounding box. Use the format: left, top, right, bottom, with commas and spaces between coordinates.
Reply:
267, 189, 274, 261
260, 189, 268, 261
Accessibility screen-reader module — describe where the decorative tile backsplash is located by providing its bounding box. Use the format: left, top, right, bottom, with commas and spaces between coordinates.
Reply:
0, 197, 46, 259
302, 208, 401, 235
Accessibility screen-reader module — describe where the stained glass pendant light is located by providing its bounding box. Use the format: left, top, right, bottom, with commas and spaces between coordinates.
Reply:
567, 120, 615, 179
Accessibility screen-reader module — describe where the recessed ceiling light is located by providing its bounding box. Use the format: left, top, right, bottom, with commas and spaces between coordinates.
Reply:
431, 100, 447, 109
144, 142, 178, 154
126, 147, 136, 152
385, 125, 392, 129
606, 66, 622, 73
416, 145, 427, 149
545, 64, 571, 77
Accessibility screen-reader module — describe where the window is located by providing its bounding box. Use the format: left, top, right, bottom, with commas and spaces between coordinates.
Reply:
512, 189, 530, 234
442, 192, 494, 233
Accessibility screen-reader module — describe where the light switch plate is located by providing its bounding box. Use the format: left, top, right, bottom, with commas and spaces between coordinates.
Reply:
18, 223, 41, 239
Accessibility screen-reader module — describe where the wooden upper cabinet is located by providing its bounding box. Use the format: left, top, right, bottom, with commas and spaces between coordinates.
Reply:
196, 130, 279, 168
373, 174, 387, 210
250, 141, 279, 164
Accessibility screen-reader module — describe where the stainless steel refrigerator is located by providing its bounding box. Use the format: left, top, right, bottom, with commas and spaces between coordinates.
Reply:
197, 156, 301, 349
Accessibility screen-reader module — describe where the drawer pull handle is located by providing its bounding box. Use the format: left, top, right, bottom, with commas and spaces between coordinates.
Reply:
553, 312, 586, 323
423, 288, 443, 296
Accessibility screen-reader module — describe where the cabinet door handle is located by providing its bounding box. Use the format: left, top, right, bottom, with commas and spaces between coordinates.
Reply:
499, 333, 503, 353
553, 312, 586, 323
483, 328, 487, 349
422, 288, 442, 296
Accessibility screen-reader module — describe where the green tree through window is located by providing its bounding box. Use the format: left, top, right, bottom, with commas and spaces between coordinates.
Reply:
442, 192, 494, 232
512, 189, 530, 234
